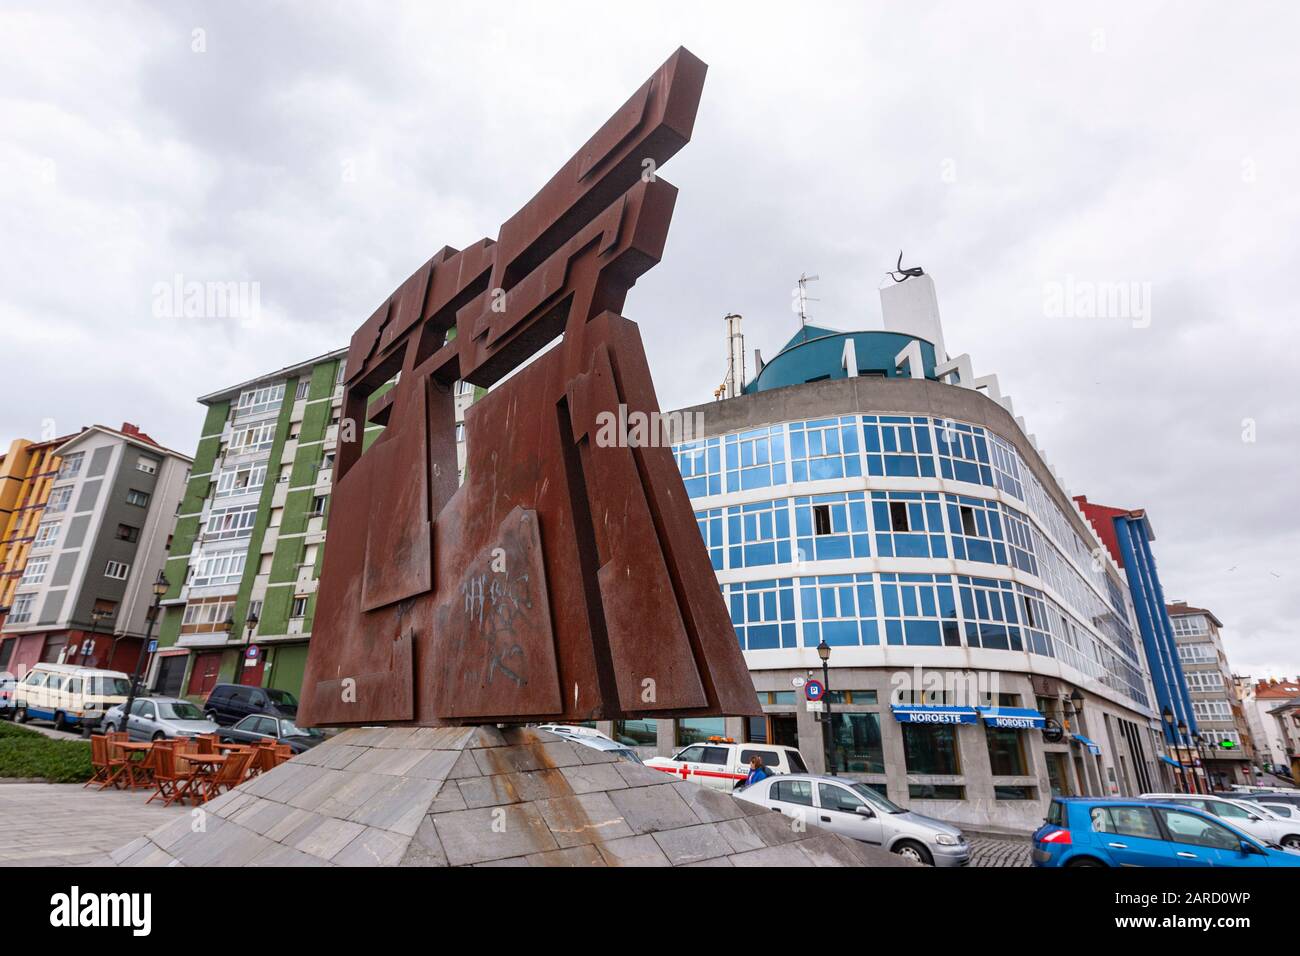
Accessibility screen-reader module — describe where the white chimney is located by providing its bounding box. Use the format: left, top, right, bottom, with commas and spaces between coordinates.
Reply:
879, 272, 947, 363
723, 313, 745, 398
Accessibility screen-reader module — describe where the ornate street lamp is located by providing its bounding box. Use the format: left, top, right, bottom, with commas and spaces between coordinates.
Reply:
817, 639, 835, 776
233, 606, 259, 685
120, 572, 168, 728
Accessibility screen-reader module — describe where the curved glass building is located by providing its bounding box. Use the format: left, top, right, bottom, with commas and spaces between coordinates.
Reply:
647, 274, 1177, 829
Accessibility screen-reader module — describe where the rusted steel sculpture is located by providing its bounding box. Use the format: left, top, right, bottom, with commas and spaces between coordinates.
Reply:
299, 48, 760, 727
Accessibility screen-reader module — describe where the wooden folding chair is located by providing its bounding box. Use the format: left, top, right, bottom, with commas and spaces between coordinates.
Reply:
86, 734, 126, 790
147, 741, 194, 807
273, 743, 292, 766
244, 742, 275, 778
194, 733, 218, 755
193, 749, 254, 804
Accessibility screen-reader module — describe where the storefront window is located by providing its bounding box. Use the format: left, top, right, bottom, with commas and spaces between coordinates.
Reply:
676, 717, 726, 746
613, 719, 658, 748
746, 716, 767, 743
902, 723, 960, 775
994, 786, 1037, 800
986, 728, 1028, 775
830, 712, 884, 773
909, 784, 965, 799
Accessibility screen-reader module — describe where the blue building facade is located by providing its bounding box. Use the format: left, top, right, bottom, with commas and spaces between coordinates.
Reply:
653, 310, 1171, 829
1076, 499, 1197, 745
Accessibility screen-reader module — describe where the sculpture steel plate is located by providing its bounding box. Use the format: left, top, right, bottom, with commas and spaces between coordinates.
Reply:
299, 47, 760, 727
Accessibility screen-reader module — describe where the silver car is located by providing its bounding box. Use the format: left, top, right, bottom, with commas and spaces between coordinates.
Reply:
102, 696, 219, 741
736, 773, 970, 866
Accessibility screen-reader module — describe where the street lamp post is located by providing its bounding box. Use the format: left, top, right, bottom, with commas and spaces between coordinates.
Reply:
1162, 706, 1189, 793
1193, 733, 1212, 793
1176, 719, 1196, 793
817, 639, 835, 776
233, 607, 259, 686
80, 607, 111, 666
120, 572, 168, 730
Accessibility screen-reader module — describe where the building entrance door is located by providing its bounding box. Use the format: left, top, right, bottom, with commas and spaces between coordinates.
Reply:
769, 714, 799, 748
1046, 752, 1071, 796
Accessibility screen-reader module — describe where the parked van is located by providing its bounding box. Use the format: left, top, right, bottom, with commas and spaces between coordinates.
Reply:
13, 663, 131, 731
643, 737, 808, 791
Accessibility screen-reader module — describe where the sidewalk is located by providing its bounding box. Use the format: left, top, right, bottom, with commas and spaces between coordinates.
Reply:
0, 782, 186, 867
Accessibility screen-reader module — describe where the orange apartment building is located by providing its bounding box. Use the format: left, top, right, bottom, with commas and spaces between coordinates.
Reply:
0, 435, 73, 672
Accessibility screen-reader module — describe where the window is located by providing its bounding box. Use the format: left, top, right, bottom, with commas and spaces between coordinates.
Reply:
336, 362, 347, 384
204, 503, 258, 541
959, 505, 978, 536
455, 423, 466, 442
115, 524, 139, 542
819, 783, 866, 814
20, 556, 50, 585
33, 521, 60, 548
214, 462, 267, 498
986, 728, 1028, 775
8, 593, 36, 624
57, 452, 84, 479
902, 723, 960, 776
813, 504, 832, 536
1158, 809, 1241, 850
697, 746, 728, 766
182, 599, 236, 627
126, 489, 151, 507
310, 495, 327, 517
136, 455, 159, 475
248, 599, 263, 621
291, 596, 308, 618
1193, 700, 1233, 722
231, 421, 278, 453
1089, 806, 1162, 839
234, 383, 286, 417
612, 719, 657, 747
1171, 615, 1209, 637
771, 779, 814, 806
889, 501, 909, 532
46, 487, 73, 513
190, 549, 246, 587
104, 561, 130, 580
295, 380, 310, 400
829, 713, 885, 773
676, 717, 725, 746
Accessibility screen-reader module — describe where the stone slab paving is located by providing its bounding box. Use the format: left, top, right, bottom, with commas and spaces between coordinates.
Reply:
0, 782, 187, 867
112, 726, 915, 868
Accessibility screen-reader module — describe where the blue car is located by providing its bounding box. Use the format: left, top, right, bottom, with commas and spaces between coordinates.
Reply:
1032, 797, 1300, 867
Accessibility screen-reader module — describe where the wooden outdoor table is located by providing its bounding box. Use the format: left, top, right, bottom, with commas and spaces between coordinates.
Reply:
115, 741, 155, 789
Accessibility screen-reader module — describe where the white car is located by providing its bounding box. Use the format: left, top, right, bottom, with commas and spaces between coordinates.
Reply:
736, 773, 970, 866
536, 724, 614, 743
643, 738, 808, 792
1141, 793, 1300, 850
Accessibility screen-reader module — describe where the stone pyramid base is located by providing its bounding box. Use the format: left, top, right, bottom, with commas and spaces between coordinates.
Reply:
111, 727, 911, 867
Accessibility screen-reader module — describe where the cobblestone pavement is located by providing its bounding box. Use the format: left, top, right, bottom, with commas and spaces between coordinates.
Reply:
967, 836, 1032, 867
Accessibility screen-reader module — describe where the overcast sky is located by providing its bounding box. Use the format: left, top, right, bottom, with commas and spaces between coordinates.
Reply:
2, 2, 1295, 678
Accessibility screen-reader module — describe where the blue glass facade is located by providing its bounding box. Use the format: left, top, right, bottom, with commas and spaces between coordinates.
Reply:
673, 412, 1151, 710
1109, 511, 1196, 742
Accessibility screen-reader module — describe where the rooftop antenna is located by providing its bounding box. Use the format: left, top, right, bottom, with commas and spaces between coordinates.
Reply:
796, 273, 820, 327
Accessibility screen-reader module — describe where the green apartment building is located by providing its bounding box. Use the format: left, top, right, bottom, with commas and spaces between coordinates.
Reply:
149, 343, 473, 707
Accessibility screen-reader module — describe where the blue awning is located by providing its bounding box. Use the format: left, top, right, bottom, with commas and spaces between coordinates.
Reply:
976, 707, 1046, 730
1160, 755, 1185, 768
891, 705, 978, 725
1072, 734, 1102, 755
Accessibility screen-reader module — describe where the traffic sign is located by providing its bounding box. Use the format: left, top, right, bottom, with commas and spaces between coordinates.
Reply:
804, 679, 825, 702
146, 640, 158, 653
246, 644, 259, 659
806, 700, 825, 713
